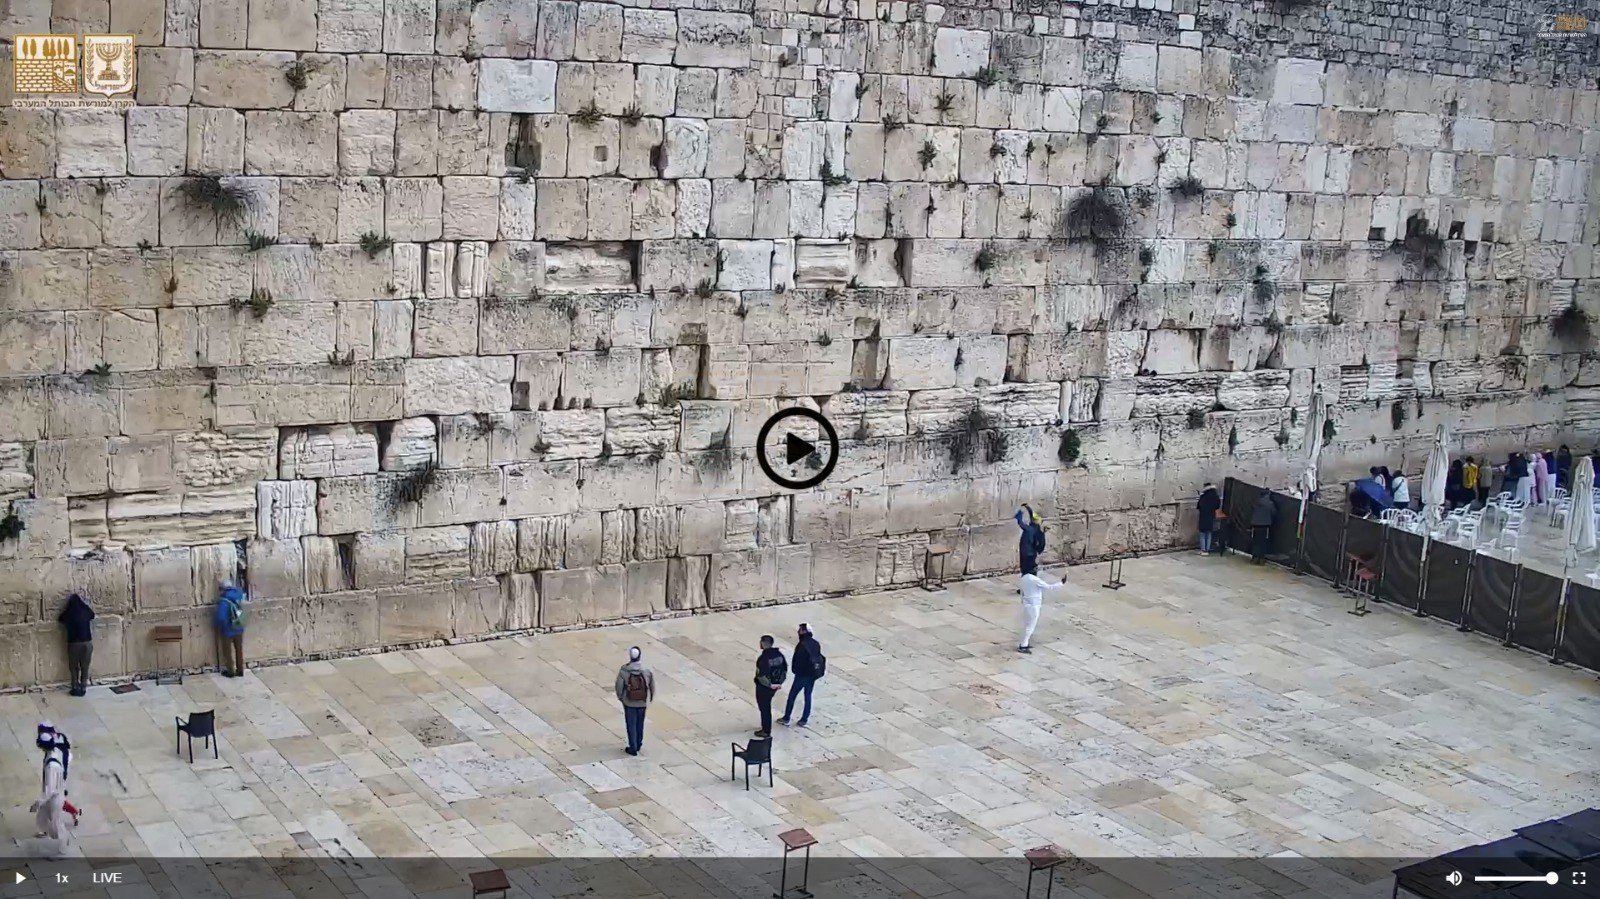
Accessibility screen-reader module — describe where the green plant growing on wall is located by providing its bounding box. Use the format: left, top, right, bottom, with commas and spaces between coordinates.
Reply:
1186, 408, 1206, 430
918, 141, 938, 169
572, 101, 604, 126
974, 244, 997, 272
327, 348, 356, 366
1057, 428, 1081, 465
974, 66, 1003, 88
389, 461, 438, 507
359, 231, 393, 257
934, 91, 955, 114
819, 158, 849, 187
0, 506, 24, 543
1225, 212, 1237, 229
1227, 425, 1239, 454
233, 287, 274, 319
882, 114, 905, 131
619, 104, 643, 126
1393, 212, 1446, 271
1390, 399, 1407, 430
179, 175, 251, 224
285, 59, 311, 90
1552, 305, 1591, 345
245, 231, 277, 251
1170, 174, 1203, 198
694, 279, 715, 298
1063, 186, 1126, 241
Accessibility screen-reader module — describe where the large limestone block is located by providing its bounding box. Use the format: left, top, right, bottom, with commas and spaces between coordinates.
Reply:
708, 547, 775, 606
469, 520, 518, 576
537, 409, 604, 459
34, 614, 124, 686
318, 0, 384, 51
121, 606, 215, 677
56, 111, 127, 178
478, 59, 557, 112
381, 417, 438, 470
245, 112, 336, 176
134, 547, 193, 611
415, 467, 503, 526
404, 356, 513, 415
538, 565, 626, 627
933, 28, 990, 77
278, 424, 378, 478
504, 461, 580, 518
292, 590, 378, 656
256, 480, 317, 539
885, 337, 960, 390
245, 537, 305, 598
127, 108, 188, 177
578, 455, 659, 511
194, 50, 298, 108
500, 571, 539, 630
353, 531, 405, 588
674, 10, 751, 67
316, 473, 418, 534
0, 313, 64, 376
0, 625, 39, 689
604, 406, 676, 454
385, 177, 443, 241
404, 526, 471, 583
248, 0, 317, 49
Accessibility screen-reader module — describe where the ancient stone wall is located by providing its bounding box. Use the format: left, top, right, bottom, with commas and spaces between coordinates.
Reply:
0, 0, 1597, 686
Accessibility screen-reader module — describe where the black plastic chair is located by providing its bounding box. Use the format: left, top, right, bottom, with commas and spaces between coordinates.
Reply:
176, 711, 217, 763
731, 738, 773, 790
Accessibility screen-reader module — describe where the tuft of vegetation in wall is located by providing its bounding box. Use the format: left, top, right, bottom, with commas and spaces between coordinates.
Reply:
1062, 186, 1126, 242
179, 175, 251, 224
1552, 305, 1591, 345
1393, 212, 1446, 271
1057, 428, 1081, 466
0, 506, 24, 543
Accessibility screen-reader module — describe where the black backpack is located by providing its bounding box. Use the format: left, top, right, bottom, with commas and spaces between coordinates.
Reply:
762, 652, 788, 687
1031, 526, 1046, 555
811, 644, 825, 679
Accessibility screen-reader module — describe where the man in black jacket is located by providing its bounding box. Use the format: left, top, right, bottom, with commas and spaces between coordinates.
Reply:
779, 624, 822, 728
57, 594, 94, 696
1196, 484, 1222, 554
753, 635, 786, 738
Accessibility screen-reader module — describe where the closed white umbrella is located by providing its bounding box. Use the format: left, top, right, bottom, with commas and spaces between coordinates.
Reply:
1564, 456, 1596, 577
1421, 424, 1450, 532
1296, 392, 1325, 527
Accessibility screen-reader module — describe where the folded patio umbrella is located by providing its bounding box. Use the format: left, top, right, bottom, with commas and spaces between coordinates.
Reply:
1352, 478, 1393, 513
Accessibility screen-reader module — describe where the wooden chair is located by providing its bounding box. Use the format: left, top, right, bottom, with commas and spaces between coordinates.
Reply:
922, 544, 951, 592
469, 869, 509, 899
152, 624, 184, 685
175, 710, 217, 763
1025, 844, 1068, 899
731, 737, 773, 790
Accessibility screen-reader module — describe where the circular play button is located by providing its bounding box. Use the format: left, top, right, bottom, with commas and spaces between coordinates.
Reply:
756, 407, 839, 490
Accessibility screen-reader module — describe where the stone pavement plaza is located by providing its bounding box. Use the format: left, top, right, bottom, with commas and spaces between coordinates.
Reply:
2, 554, 1597, 897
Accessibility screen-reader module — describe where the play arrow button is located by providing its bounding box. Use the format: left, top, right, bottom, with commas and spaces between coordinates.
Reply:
785, 432, 816, 465
14, 871, 26, 884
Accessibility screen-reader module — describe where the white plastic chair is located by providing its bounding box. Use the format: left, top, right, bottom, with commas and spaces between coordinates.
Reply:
1379, 508, 1400, 525
1456, 518, 1479, 548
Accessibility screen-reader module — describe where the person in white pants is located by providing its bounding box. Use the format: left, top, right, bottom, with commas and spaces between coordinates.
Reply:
1017, 571, 1066, 653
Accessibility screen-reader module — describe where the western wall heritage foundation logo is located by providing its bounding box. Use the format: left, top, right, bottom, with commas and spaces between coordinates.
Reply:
11, 33, 135, 108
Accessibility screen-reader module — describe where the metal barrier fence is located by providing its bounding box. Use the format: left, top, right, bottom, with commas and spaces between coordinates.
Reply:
1221, 478, 1600, 675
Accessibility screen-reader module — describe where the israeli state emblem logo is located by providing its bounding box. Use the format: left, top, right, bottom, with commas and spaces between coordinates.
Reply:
81, 35, 135, 96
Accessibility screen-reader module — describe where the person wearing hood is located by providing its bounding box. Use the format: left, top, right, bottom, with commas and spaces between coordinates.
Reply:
214, 584, 248, 678
1249, 492, 1277, 563
779, 623, 824, 728
1014, 505, 1046, 576
57, 593, 95, 696
613, 646, 655, 756
1196, 484, 1222, 554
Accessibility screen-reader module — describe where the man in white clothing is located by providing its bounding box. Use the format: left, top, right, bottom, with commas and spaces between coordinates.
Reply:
1017, 571, 1066, 653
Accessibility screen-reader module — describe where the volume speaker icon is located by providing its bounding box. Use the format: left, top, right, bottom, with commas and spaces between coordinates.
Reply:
1446, 871, 1463, 887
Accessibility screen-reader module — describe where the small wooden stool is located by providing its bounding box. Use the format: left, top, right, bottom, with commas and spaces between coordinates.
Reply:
776, 827, 817, 899
152, 625, 184, 685
469, 868, 509, 899
1025, 844, 1067, 899
922, 543, 951, 592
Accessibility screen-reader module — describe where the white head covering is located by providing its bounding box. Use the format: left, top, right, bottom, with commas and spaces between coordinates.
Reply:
628, 646, 641, 661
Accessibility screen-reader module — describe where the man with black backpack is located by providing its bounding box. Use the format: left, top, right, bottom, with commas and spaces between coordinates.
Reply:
614, 646, 655, 756
779, 623, 824, 728
753, 635, 787, 738
1015, 506, 1046, 591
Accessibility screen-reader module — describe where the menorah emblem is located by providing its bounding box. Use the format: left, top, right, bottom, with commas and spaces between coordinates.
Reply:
81, 35, 135, 96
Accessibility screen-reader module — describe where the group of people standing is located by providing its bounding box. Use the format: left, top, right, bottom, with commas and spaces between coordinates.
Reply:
612, 624, 825, 757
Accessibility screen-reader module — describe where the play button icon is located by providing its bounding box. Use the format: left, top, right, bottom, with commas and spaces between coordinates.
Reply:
756, 407, 839, 490
785, 432, 816, 465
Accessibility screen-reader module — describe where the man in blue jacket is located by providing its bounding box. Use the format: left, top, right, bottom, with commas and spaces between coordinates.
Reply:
1015, 505, 1045, 576
214, 584, 247, 677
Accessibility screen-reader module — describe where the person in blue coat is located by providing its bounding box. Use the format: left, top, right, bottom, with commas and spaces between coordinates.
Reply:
1015, 505, 1045, 575
214, 584, 247, 678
